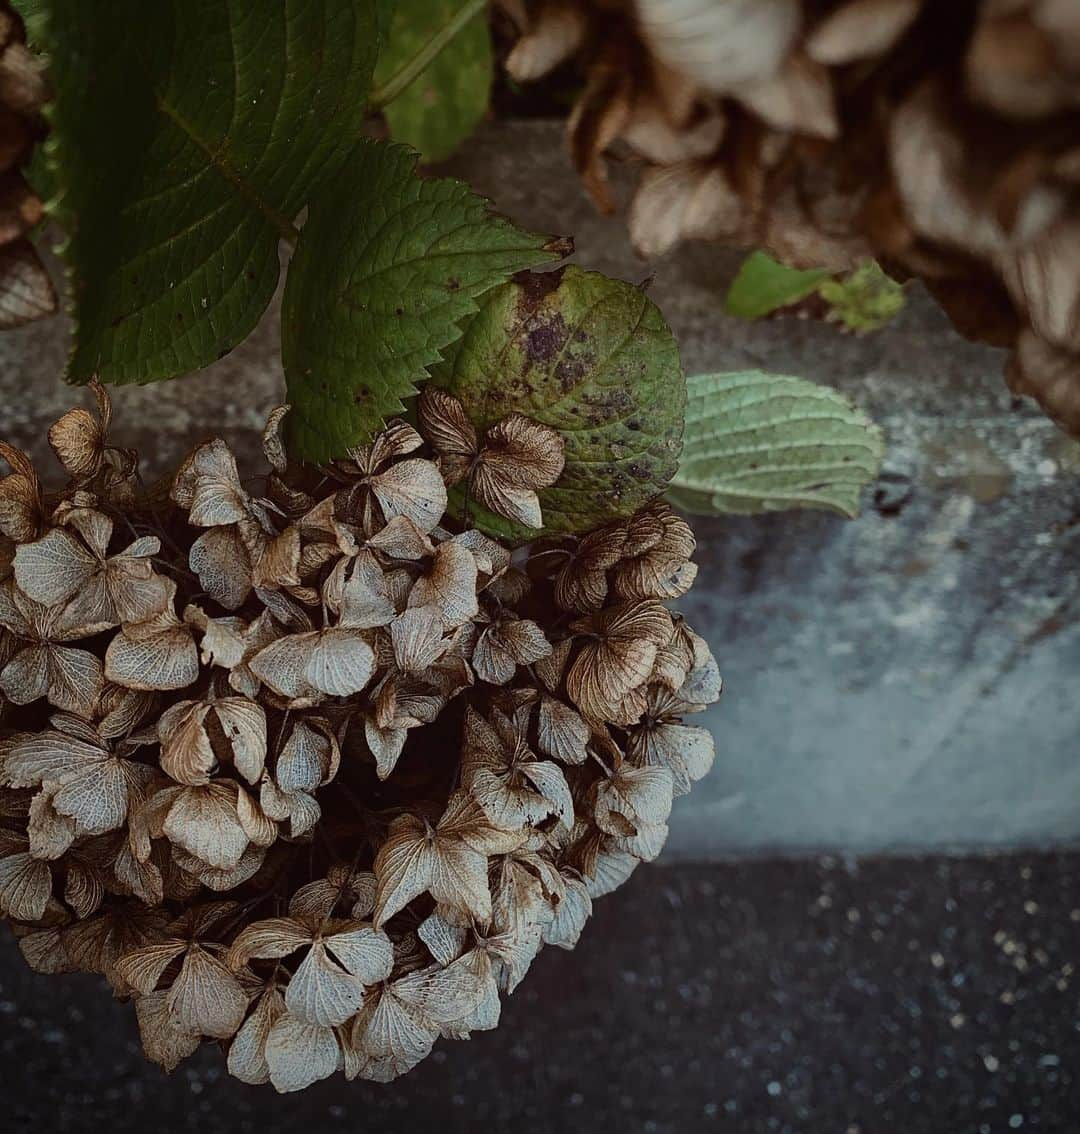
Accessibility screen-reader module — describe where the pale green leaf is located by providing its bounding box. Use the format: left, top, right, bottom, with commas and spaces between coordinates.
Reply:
39, 0, 379, 386
376, 0, 492, 162
724, 251, 831, 320
819, 261, 906, 333
432, 266, 686, 538
668, 371, 884, 518
282, 140, 565, 462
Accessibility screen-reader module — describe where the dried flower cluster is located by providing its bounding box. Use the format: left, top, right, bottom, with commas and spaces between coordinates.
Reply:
500, 0, 1080, 433
0, 383, 720, 1091
0, 1, 55, 328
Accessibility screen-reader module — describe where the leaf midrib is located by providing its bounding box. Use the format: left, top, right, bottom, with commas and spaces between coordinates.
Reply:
154, 93, 300, 247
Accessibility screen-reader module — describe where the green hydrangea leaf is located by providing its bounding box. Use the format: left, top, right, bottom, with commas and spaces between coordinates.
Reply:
38, 0, 380, 386
668, 371, 884, 518
820, 260, 907, 333
376, 0, 492, 162
282, 140, 566, 462
432, 266, 686, 538
724, 251, 832, 320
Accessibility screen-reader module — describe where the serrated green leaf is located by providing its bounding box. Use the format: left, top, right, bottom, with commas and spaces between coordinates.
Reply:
819, 260, 906, 333
39, 0, 379, 386
724, 251, 831, 320
432, 266, 685, 538
282, 140, 564, 462
376, 0, 492, 162
668, 371, 884, 518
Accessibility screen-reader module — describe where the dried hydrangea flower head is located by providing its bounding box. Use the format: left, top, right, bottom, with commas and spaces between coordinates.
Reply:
500, 0, 1080, 433
0, 1, 55, 328
0, 384, 720, 1092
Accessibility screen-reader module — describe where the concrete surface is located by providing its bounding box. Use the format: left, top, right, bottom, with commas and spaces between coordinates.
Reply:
2, 854, 1079, 1133
1, 120, 1078, 856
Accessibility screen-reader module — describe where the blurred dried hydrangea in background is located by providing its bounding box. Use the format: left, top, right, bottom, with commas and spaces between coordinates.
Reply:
0, 383, 720, 1091
500, 0, 1080, 433
0, 0, 55, 328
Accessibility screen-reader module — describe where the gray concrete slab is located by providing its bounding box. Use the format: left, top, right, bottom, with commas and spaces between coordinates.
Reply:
1, 121, 1077, 856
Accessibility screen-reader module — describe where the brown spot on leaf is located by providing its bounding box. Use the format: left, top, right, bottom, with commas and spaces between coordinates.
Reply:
513, 267, 566, 310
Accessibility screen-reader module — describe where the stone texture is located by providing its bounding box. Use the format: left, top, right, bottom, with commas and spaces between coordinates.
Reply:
2, 121, 1078, 855
2, 855, 1080, 1133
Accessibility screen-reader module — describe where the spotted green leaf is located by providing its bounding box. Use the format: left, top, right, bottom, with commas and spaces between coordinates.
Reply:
432, 266, 686, 538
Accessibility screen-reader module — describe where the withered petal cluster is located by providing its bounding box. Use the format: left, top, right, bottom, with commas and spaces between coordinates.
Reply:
0, 1, 55, 328
0, 383, 720, 1092
500, 0, 1080, 433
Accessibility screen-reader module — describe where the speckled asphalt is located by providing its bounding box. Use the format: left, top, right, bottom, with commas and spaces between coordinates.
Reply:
1, 854, 1078, 1133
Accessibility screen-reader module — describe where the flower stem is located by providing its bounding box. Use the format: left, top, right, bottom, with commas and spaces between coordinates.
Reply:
368, 0, 487, 110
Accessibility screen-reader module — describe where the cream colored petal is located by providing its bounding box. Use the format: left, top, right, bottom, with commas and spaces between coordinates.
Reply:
635, 0, 801, 93
51, 754, 130, 835
228, 988, 286, 1086
304, 629, 375, 698
166, 945, 248, 1038
162, 783, 249, 869
214, 698, 267, 784
227, 917, 313, 968
189, 526, 252, 611
286, 940, 365, 1028
113, 939, 188, 995
45, 645, 104, 716
14, 527, 98, 607
407, 542, 479, 629
105, 625, 199, 692
248, 632, 321, 702
158, 701, 215, 786
390, 604, 449, 674
371, 458, 447, 534
265, 1013, 342, 1093
372, 816, 435, 928
537, 696, 590, 764
542, 876, 592, 950
324, 925, 395, 986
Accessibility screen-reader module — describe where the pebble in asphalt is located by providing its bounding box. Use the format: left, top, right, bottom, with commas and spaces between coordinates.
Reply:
1, 854, 1078, 1133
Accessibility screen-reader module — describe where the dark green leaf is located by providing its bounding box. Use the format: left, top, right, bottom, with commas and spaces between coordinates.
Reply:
433, 266, 686, 538
376, 0, 492, 162
668, 371, 884, 518
724, 251, 832, 320
40, 0, 379, 385
282, 140, 564, 462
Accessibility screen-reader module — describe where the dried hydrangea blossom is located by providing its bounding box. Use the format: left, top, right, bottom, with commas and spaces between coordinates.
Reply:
499, 0, 1080, 433
0, 383, 720, 1092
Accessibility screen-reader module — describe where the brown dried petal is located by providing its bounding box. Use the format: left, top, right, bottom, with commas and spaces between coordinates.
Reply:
417, 387, 477, 480
408, 542, 479, 629
167, 945, 248, 1038
472, 414, 566, 529
135, 991, 202, 1072
566, 600, 673, 722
